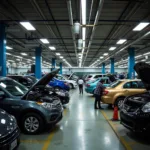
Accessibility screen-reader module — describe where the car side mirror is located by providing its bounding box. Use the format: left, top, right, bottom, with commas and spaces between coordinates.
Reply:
0, 91, 5, 99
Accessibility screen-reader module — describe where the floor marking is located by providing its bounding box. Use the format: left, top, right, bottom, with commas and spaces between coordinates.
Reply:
100, 110, 132, 150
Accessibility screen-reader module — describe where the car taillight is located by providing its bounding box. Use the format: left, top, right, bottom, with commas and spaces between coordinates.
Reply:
103, 90, 109, 95
86, 84, 90, 87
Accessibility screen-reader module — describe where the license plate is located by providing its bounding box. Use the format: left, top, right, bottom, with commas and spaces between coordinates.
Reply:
10, 139, 17, 150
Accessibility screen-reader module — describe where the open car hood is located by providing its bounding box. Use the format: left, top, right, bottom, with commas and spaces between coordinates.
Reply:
134, 62, 150, 91
22, 69, 60, 99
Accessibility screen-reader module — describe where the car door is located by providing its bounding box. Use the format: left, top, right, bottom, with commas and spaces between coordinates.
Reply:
0, 88, 23, 118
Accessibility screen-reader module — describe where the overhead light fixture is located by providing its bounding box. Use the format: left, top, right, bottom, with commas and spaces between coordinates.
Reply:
78, 53, 82, 56
6, 46, 13, 49
16, 59, 20, 61
141, 59, 146, 62
56, 53, 61, 56
109, 47, 116, 51
81, 0, 86, 25
49, 46, 56, 50
100, 56, 104, 59
135, 55, 143, 58
144, 52, 150, 55
20, 22, 36, 31
133, 22, 149, 31
21, 53, 27, 56
82, 27, 86, 41
116, 39, 127, 44
103, 53, 108, 56
40, 39, 49, 44
8, 60, 15, 62
78, 39, 83, 49
145, 56, 148, 59
60, 56, 63, 59
6, 53, 11, 55
73, 22, 81, 34
15, 56, 22, 58
32, 57, 35, 59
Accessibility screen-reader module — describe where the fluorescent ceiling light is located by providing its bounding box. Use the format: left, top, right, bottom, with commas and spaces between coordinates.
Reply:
135, 55, 142, 58
100, 56, 104, 59
21, 53, 27, 56
133, 22, 149, 31
117, 39, 127, 44
82, 27, 86, 41
15, 56, 22, 58
56, 53, 60, 56
141, 59, 146, 62
6, 53, 11, 55
8, 60, 15, 62
6, 46, 13, 49
78, 53, 82, 55
60, 56, 63, 59
144, 52, 150, 55
49, 46, 56, 50
103, 53, 108, 56
20, 22, 36, 31
81, 0, 86, 25
32, 57, 35, 59
40, 39, 49, 44
16, 59, 20, 61
109, 47, 116, 51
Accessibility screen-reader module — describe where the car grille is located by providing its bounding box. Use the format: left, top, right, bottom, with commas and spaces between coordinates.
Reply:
52, 100, 62, 110
0, 127, 20, 146
123, 96, 145, 112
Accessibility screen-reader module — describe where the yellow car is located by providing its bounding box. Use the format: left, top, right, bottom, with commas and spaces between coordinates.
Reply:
101, 79, 146, 108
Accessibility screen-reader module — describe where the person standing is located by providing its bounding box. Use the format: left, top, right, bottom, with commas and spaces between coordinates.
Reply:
94, 79, 106, 109
78, 78, 84, 94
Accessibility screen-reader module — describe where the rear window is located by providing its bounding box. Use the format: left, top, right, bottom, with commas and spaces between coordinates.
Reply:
94, 75, 102, 78
108, 80, 122, 88
88, 75, 92, 78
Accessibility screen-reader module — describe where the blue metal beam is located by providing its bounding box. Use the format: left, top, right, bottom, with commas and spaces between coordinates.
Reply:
110, 58, 115, 74
128, 48, 135, 79
102, 63, 105, 74
52, 58, 56, 71
0, 24, 6, 76
35, 47, 42, 79
59, 62, 62, 74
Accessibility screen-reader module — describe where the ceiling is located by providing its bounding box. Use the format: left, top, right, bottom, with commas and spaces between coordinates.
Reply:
0, 0, 150, 68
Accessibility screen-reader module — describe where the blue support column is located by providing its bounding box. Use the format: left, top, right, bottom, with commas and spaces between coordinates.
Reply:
128, 47, 135, 79
102, 63, 105, 74
35, 47, 42, 79
110, 58, 115, 74
59, 62, 62, 74
52, 58, 56, 71
0, 24, 6, 76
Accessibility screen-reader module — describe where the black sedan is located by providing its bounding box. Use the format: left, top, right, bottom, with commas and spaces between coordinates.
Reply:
0, 108, 20, 150
0, 69, 63, 134
120, 62, 150, 133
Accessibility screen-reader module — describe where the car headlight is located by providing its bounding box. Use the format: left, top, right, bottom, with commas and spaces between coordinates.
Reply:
56, 91, 65, 97
142, 102, 150, 113
37, 102, 56, 110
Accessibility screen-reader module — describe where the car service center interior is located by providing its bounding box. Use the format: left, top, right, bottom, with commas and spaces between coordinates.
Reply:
0, 0, 150, 150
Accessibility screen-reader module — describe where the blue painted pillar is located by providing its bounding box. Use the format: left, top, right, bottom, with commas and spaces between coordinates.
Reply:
0, 24, 6, 76
102, 63, 105, 74
128, 48, 135, 79
110, 58, 115, 74
52, 58, 56, 71
35, 47, 42, 79
59, 62, 62, 74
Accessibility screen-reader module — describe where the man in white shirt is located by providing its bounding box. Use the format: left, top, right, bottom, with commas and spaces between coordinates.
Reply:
78, 78, 84, 94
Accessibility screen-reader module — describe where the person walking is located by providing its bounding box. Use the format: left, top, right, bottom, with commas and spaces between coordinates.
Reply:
94, 79, 106, 109
78, 78, 84, 94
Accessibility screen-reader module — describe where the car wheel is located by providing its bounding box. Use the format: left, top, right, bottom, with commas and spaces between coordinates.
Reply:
69, 83, 73, 89
21, 113, 44, 134
114, 97, 125, 109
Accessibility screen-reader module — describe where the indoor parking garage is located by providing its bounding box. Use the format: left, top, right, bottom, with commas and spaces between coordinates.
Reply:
0, 0, 150, 150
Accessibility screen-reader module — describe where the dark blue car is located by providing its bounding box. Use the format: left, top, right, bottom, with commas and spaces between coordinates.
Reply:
49, 78, 70, 91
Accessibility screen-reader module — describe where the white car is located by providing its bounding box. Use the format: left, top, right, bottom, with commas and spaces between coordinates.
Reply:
55, 74, 77, 89
85, 74, 107, 83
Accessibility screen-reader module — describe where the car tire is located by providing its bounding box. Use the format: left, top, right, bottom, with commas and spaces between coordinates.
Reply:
114, 97, 125, 109
69, 83, 74, 89
21, 113, 44, 134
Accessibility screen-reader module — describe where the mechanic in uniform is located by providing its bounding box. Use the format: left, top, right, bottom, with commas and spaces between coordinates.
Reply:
78, 78, 84, 94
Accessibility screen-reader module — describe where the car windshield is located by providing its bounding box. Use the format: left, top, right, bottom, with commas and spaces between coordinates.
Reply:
26, 76, 38, 83
0, 79, 28, 96
108, 80, 122, 88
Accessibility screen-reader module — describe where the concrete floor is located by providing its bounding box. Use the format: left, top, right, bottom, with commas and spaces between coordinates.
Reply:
19, 88, 150, 150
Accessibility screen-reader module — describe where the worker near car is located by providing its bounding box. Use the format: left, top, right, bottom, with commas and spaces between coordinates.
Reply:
78, 78, 84, 94
94, 79, 106, 109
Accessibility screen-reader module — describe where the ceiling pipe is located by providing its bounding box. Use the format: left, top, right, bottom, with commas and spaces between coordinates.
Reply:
67, 0, 78, 65
82, 0, 104, 66
98, 31, 150, 66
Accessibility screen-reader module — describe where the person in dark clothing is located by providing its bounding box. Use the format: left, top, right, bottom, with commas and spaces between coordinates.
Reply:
94, 79, 106, 109
78, 78, 84, 94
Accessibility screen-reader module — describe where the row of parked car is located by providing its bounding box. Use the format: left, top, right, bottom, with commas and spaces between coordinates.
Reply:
0, 69, 75, 150
85, 62, 150, 134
